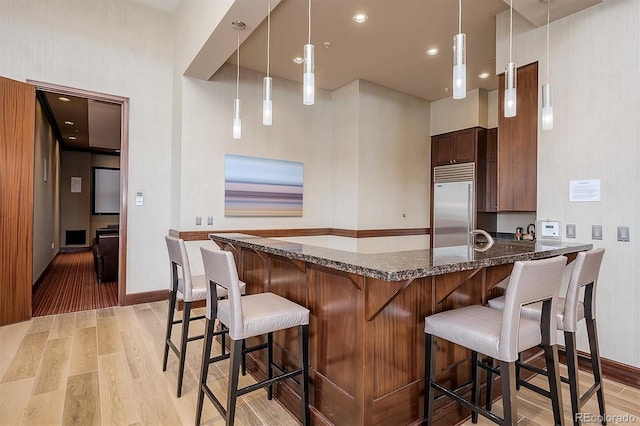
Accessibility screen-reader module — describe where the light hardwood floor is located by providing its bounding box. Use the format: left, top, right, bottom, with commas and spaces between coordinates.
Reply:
0, 301, 638, 425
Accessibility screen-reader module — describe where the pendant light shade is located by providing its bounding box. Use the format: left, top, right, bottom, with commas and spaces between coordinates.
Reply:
263, 77, 272, 126
263, 0, 273, 125
232, 21, 245, 139
504, 0, 517, 118
233, 98, 241, 139
504, 61, 517, 118
541, 83, 553, 130
453, 0, 466, 100
542, 0, 553, 130
303, 0, 314, 105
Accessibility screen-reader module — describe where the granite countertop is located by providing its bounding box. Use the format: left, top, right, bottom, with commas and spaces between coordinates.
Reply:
209, 233, 593, 282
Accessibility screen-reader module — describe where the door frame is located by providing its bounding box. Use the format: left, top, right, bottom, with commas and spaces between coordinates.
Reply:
28, 80, 129, 306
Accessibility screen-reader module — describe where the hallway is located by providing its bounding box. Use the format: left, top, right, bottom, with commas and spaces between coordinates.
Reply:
32, 250, 117, 317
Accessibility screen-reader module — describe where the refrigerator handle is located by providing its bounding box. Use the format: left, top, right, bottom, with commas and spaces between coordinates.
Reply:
467, 184, 473, 245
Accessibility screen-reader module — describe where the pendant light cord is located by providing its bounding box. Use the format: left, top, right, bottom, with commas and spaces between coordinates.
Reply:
307, 0, 311, 44
458, 0, 462, 34
546, 0, 550, 83
509, 0, 513, 63
236, 31, 240, 99
267, 0, 271, 77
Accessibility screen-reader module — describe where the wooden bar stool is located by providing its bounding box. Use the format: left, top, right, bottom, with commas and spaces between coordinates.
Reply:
423, 256, 567, 426
486, 248, 606, 425
163, 236, 245, 397
196, 247, 310, 426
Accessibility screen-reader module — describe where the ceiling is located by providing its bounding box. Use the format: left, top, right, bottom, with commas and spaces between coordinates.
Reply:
40, 92, 121, 155
184, 0, 601, 102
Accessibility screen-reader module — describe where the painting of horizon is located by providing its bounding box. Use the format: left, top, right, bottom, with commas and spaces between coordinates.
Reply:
224, 154, 303, 217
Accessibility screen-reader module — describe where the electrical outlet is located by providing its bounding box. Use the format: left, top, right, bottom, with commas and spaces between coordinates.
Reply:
617, 226, 630, 242
51, 242, 55, 249
566, 224, 576, 239
196, 216, 202, 226
592, 225, 602, 240
207, 216, 213, 225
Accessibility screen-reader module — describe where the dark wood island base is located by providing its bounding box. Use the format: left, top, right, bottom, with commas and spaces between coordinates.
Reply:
209, 233, 590, 426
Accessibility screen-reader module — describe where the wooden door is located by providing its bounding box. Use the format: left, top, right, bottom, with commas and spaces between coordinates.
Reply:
431, 133, 454, 166
0, 76, 35, 325
452, 128, 475, 163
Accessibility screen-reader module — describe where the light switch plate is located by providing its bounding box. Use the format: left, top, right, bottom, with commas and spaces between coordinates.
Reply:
592, 225, 603, 240
566, 224, 576, 238
617, 226, 630, 242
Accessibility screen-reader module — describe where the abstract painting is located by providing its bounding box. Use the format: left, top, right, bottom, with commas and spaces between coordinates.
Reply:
224, 154, 303, 216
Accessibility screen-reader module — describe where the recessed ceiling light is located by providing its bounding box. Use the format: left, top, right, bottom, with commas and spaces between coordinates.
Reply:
478, 72, 491, 79
293, 57, 304, 64
64, 120, 74, 125
426, 48, 439, 56
352, 13, 368, 23
58, 97, 70, 102
68, 136, 77, 140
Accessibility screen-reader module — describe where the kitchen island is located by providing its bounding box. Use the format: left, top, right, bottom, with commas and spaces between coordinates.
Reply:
209, 233, 592, 426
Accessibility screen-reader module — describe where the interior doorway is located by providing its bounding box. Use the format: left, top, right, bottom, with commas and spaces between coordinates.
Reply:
28, 80, 129, 310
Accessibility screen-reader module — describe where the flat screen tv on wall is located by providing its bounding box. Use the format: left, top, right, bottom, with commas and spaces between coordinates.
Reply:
92, 167, 120, 215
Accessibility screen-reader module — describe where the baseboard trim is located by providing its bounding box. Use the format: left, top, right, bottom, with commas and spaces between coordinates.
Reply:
558, 348, 640, 389
124, 289, 168, 306
169, 227, 430, 241
32, 254, 58, 294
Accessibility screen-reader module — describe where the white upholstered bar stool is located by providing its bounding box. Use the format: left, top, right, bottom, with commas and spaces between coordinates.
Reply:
424, 256, 567, 426
486, 248, 606, 425
163, 236, 245, 397
196, 247, 310, 426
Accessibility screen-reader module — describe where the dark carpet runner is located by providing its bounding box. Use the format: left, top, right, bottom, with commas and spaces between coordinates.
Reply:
32, 251, 117, 317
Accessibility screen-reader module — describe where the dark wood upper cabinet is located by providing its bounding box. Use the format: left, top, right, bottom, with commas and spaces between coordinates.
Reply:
477, 127, 498, 212
431, 127, 478, 167
497, 62, 538, 212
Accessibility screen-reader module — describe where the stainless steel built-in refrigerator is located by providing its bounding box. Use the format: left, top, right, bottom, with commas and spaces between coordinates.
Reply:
432, 163, 475, 248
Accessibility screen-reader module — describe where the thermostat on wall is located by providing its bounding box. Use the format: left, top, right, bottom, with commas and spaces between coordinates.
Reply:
540, 221, 560, 238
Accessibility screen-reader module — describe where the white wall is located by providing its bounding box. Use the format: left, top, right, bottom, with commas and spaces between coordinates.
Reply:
430, 88, 488, 135
178, 64, 334, 230
496, 0, 640, 367
32, 101, 59, 284
357, 80, 431, 229
331, 81, 360, 230
0, 0, 175, 294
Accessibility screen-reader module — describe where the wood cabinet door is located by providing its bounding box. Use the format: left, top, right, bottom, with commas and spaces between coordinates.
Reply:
487, 128, 498, 211
453, 128, 475, 163
0, 76, 35, 325
432, 133, 454, 166
497, 62, 538, 211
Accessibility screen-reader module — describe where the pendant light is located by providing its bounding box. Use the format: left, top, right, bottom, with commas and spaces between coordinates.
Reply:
453, 0, 466, 100
303, 0, 314, 105
504, 0, 517, 118
263, 0, 273, 125
541, 0, 553, 130
232, 21, 245, 139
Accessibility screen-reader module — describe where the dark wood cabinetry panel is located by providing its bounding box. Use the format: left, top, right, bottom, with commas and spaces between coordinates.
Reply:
431, 128, 477, 166
477, 128, 498, 212
498, 62, 538, 211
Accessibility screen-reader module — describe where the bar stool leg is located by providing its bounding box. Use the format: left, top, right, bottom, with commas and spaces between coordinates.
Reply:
485, 357, 494, 411
177, 301, 192, 397
299, 325, 310, 426
241, 339, 247, 376
500, 361, 517, 425
565, 331, 581, 426
163, 289, 177, 372
423, 334, 436, 426
266, 332, 274, 400
586, 318, 606, 425
196, 318, 216, 426
471, 351, 479, 423
226, 340, 243, 426
544, 344, 564, 426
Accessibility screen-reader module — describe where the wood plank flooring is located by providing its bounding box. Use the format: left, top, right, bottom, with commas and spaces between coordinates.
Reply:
32, 251, 117, 317
1, 301, 638, 425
